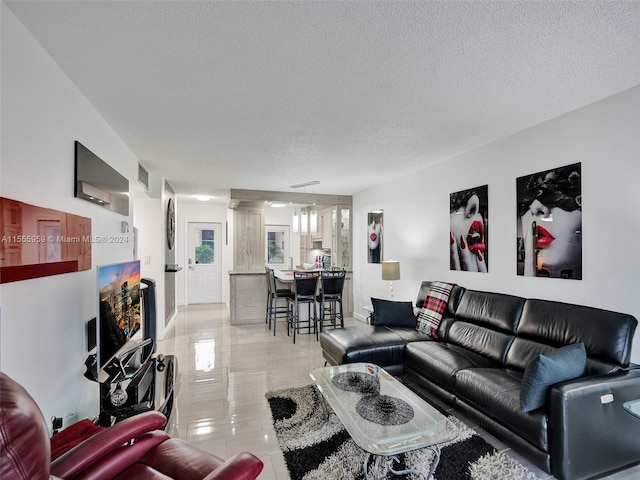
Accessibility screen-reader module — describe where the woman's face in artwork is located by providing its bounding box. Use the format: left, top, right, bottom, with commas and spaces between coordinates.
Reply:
521, 199, 582, 273
368, 218, 381, 250
450, 194, 485, 258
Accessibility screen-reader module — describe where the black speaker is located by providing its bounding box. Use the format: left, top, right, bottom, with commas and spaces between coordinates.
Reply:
141, 278, 157, 353
87, 317, 97, 351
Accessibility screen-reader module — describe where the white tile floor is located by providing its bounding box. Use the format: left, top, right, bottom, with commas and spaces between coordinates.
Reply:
156, 303, 640, 480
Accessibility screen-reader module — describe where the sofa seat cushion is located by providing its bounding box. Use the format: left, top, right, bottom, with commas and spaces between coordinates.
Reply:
404, 341, 501, 390
454, 368, 549, 452
319, 324, 430, 369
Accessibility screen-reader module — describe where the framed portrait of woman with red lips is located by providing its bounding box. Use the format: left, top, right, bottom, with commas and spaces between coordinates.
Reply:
367, 210, 383, 264
516, 163, 582, 279
450, 185, 488, 273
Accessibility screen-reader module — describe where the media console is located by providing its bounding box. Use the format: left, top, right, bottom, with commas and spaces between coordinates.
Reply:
86, 276, 175, 428
98, 354, 176, 428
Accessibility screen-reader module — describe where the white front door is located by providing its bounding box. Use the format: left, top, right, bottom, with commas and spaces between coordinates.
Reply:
188, 222, 222, 304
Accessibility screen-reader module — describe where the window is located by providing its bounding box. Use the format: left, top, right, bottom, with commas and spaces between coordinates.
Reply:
266, 225, 290, 267
195, 228, 215, 264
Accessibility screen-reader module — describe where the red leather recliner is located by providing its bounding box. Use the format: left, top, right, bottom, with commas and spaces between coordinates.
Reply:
0, 372, 263, 480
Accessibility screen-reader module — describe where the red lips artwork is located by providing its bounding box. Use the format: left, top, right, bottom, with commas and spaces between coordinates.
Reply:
466, 220, 486, 256
535, 224, 555, 249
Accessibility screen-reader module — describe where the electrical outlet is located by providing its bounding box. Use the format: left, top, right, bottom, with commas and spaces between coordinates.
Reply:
51, 416, 63, 431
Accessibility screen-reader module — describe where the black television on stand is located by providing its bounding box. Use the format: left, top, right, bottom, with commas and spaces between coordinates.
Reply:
95, 260, 150, 384
95, 260, 150, 425
92, 265, 175, 427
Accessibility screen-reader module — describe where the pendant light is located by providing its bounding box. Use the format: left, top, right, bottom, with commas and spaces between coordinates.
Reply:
292, 207, 299, 233
309, 208, 318, 235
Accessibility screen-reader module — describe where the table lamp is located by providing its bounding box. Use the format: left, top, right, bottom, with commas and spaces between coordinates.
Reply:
381, 260, 400, 299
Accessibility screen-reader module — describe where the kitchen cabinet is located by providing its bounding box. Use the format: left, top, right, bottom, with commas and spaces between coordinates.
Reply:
321, 207, 332, 248
233, 208, 264, 271
229, 271, 267, 324
300, 206, 350, 267
332, 206, 351, 269
299, 206, 323, 264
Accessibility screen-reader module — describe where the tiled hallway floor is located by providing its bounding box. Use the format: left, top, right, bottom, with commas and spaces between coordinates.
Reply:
156, 303, 640, 479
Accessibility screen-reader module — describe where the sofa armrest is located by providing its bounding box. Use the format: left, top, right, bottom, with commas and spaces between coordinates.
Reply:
547, 369, 640, 480
50, 411, 168, 479
202, 452, 264, 480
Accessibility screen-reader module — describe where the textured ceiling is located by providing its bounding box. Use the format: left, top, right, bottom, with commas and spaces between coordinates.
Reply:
6, 1, 640, 200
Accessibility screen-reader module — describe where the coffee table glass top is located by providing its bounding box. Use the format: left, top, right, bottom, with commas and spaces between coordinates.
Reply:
310, 363, 458, 456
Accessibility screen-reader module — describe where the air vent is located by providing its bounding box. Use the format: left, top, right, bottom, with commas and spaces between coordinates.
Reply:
138, 162, 149, 190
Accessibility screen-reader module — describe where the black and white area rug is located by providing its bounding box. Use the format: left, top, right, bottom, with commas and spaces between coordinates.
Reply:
266, 385, 541, 480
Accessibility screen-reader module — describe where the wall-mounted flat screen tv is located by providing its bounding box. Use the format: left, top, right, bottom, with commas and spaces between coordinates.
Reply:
75, 141, 129, 216
96, 259, 143, 381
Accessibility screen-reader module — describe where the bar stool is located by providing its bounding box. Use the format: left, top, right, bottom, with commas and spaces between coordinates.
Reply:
265, 266, 271, 326
287, 271, 320, 343
316, 269, 346, 333
265, 267, 294, 335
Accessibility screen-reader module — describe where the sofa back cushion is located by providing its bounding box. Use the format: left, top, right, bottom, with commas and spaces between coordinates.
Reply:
506, 299, 637, 374
441, 290, 526, 365
454, 290, 526, 332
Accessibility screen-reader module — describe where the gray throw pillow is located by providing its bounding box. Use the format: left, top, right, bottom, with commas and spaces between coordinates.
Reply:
520, 343, 587, 413
371, 298, 416, 328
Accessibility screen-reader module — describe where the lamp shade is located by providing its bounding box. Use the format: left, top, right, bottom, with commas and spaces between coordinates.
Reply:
381, 260, 400, 281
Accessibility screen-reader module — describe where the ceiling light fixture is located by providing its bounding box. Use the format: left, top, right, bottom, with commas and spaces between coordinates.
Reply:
195, 195, 212, 201
289, 180, 320, 189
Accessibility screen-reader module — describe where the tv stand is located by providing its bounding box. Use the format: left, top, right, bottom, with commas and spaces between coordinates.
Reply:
98, 354, 176, 428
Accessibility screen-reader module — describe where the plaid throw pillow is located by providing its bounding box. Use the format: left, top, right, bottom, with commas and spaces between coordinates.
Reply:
416, 282, 456, 338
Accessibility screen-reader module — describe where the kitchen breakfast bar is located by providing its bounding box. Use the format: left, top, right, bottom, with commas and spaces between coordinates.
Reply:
228, 269, 352, 326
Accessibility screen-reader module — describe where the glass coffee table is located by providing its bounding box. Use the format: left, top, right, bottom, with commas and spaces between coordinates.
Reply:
310, 363, 458, 479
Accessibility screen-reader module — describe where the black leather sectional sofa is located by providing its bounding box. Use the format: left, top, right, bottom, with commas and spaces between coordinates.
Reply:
319, 282, 640, 480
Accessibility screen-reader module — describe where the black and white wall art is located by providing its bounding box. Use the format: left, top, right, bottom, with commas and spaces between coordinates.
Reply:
516, 163, 582, 279
367, 210, 383, 264
450, 185, 488, 272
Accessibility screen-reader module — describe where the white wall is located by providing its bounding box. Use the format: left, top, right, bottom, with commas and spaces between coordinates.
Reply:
133, 195, 166, 332
1, 5, 142, 427
353, 84, 640, 363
